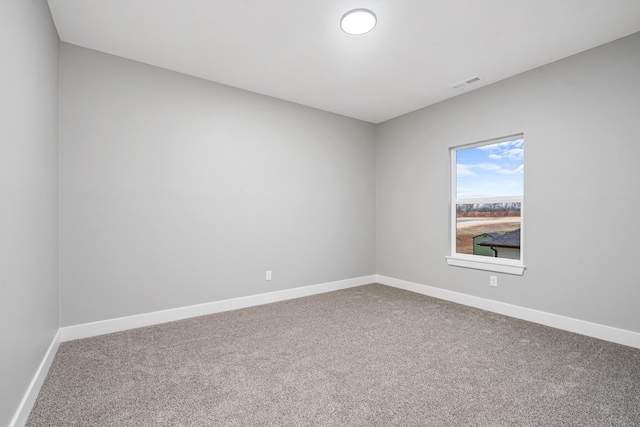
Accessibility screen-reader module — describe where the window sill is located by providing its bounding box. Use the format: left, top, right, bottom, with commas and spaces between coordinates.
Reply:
446, 255, 525, 276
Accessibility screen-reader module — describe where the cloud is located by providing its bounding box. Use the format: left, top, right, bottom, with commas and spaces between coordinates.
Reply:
505, 148, 524, 160
477, 139, 524, 160
457, 164, 475, 177
476, 163, 501, 171
458, 163, 501, 175
459, 161, 523, 176
496, 164, 524, 174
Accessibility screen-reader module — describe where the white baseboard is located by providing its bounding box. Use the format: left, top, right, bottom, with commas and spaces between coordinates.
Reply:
10, 330, 61, 427
60, 275, 376, 342
376, 274, 640, 350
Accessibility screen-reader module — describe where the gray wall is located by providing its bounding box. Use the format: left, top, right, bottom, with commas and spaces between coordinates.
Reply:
59, 44, 376, 327
376, 32, 640, 333
0, 1, 60, 425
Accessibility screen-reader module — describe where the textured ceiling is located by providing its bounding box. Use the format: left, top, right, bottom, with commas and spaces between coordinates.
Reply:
47, 0, 640, 123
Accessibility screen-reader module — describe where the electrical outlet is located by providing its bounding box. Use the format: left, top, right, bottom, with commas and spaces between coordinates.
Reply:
266, 271, 272, 281
490, 275, 498, 287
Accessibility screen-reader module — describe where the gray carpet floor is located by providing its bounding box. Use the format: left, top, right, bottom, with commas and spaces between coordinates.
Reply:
27, 284, 640, 426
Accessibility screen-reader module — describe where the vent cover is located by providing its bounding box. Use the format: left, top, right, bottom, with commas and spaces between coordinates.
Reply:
450, 76, 482, 90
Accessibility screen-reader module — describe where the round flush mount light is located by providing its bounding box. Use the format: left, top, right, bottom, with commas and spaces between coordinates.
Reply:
340, 9, 377, 35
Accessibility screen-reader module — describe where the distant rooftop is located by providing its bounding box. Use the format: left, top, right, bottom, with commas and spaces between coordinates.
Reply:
474, 232, 501, 239
477, 228, 521, 248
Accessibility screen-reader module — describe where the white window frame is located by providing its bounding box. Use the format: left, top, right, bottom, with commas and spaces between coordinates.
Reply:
445, 134, 526, 275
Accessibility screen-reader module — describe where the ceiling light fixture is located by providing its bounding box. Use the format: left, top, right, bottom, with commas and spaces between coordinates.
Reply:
340, 9, 377, 35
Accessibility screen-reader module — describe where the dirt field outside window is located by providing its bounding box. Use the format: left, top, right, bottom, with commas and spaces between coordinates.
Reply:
456, 217, 521, 255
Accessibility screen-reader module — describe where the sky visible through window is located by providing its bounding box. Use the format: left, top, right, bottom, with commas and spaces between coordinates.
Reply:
456, 138, 524, 199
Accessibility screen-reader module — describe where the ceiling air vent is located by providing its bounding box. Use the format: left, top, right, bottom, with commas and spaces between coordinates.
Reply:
450, 76, 482, 90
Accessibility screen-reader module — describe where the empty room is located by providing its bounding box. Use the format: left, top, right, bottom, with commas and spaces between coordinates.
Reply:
3, 0, 640, 425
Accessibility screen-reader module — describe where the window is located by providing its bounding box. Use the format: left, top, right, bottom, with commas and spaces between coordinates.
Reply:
446, 134, 525, 275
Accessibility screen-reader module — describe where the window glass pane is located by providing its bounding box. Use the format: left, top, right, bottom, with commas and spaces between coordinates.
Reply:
456, 138, 524, 199
456, 203, 521, 260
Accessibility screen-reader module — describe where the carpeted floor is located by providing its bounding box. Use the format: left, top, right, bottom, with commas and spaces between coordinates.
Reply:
27, 284, 640, 426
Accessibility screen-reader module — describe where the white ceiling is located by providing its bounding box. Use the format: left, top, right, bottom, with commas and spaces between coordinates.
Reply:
47, 0, 640, 124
